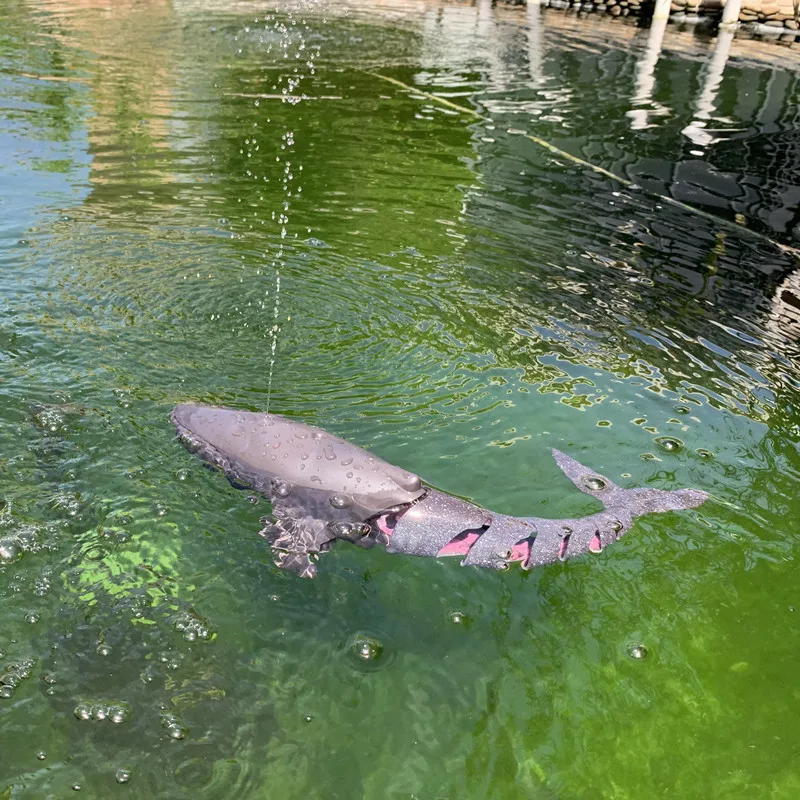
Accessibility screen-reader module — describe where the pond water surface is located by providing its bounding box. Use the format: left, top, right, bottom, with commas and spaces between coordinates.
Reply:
1, 1, 800, 797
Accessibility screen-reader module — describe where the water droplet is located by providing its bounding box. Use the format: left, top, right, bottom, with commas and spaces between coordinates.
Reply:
655, 437, 683, 453
329, 494, 352, 509
583, 476, 607, 492
674, 405, 690, 414
25, 612, 40, 624
91, 704, 108, 721
37, 751, 46, 760
340, 457, 353, 467
73, 703, 92, 720
626, 642, 648, 660
449, 611, 465, 624
175, 468, 189, 481
72, 784, 81, 791
0, 685, 13, 699
696, 449, 713, 459
115, 769, 131, 784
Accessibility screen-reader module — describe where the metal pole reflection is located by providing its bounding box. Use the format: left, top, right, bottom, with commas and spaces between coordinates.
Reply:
682, 28, 735, 147
627, 15, 670, 130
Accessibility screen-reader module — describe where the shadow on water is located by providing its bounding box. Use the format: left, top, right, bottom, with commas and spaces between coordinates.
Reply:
1, 0, 800, 797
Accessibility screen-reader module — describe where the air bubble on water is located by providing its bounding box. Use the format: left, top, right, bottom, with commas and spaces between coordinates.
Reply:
350, 634, 383, 662
109, 705, 130, 724
0, 537, 21, 563
626, 642, 648, 660
449, 611, 465, 624
96, 643, 112, 657
25, 612, 40, 624
84, 546, 105, 562
161, 713, 188, 740
37, 751, 46, 760
73, 703, 92, 720
115, 769, 131, 784
655, 437, 683, 453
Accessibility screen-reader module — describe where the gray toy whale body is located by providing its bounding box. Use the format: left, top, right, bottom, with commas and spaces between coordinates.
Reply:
171, 404, 707, 578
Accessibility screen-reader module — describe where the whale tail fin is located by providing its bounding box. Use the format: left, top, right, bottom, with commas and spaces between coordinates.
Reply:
551, 449, 708, 515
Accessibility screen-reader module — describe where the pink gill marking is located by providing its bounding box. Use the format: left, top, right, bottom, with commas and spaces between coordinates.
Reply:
509, 540, 531, 562
376, 515, 393, 536
437, 532, 480, 557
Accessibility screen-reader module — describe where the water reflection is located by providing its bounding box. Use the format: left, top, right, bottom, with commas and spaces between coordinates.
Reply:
2, 1, 800, 798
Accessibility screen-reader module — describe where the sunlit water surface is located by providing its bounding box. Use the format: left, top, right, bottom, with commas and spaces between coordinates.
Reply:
1, 1, 800, 797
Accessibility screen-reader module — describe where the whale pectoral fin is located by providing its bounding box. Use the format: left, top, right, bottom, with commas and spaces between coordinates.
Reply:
551, 449, 621, 503
258, 504, 336, 579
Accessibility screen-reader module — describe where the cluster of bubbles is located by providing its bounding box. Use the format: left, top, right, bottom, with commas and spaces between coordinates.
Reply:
0, 657, 37, 699
73, 700, 132, 724
0, 523, 48, 564
171, 610, 216, 643
31, 404, 74, 433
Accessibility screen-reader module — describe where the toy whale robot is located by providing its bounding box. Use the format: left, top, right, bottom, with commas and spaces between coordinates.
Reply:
171, 404, 707, 578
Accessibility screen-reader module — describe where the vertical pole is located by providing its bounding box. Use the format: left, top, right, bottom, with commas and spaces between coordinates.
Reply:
653, 0, 672, 20
720, 0, 742, 27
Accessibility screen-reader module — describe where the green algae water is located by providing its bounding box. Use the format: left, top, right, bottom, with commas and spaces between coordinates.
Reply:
2, 1, 800, 797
